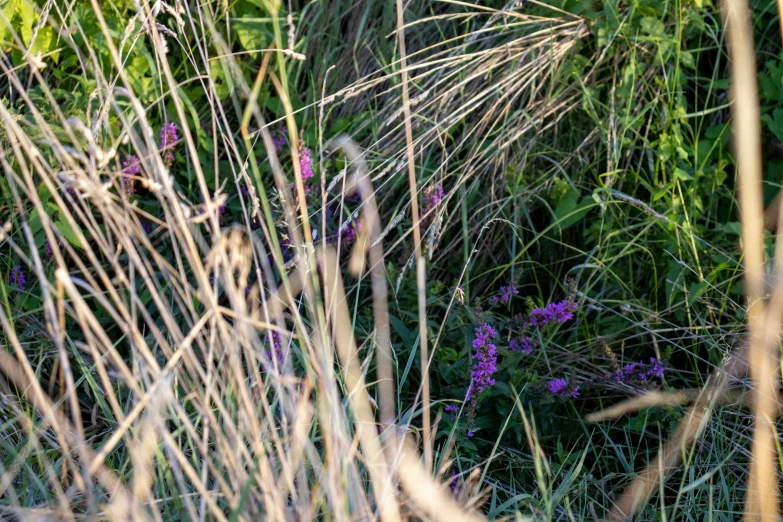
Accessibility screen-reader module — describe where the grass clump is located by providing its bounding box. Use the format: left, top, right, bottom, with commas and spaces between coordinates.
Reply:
1, 0, 783, 520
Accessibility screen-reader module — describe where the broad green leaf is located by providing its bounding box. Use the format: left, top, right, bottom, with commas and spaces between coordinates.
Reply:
55, 216, 83, 250
233, 15, 267, 53
554, 189, 591, 231
17, 0, 35, 47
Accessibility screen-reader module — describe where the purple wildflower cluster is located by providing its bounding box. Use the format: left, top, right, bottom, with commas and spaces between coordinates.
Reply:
122, 155, 140, 194
491, 283, 519, 305
547, 378, 580, 398
299, 143, 314, 180
449, 471, 460, 495
341, 219, 361, 245
423, 184, 445, 213
160, 122, 178, 167
527, 299, 577, 327
509, 336, 535, 355
9, 265, 25, 297
266, 331, 285, 368
615, 358, 665, 383
272, 128, 287, 153
466, 323, 498, 400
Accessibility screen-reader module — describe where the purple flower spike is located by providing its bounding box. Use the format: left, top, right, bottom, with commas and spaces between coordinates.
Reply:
547, 377, 579, 398
491, 283, 519, 305
266, 331, 285, 368
160, 122, 178, 167
527, 299, 578, 327
272, 128, 287, 153
467, 323, 498, 400
615, 358, 665, 382
509, 336, 535, 355
122, 154, 140, 194
423, 184, 445, 210
9, 265, 26, 297
299, 144, 314, 180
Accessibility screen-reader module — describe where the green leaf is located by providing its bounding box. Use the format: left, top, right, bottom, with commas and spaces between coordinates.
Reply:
17, 0, 35, 47
680, 51, 695, 69
672, 167, 693, 181
55, 217, 83, 250
233, 14, 267, 53
554, 189, 591, 231
0, 0, 16, 45
761, 108, 783, 142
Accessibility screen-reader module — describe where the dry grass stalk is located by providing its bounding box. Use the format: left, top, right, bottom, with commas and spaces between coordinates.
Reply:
724, 0, 781, 519
395, 0, 433, 473
586, 1, 783, 519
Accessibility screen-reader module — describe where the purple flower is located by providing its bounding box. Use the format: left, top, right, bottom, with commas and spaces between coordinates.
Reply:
547, 377, 580, 398
527, 299, 578, 327
122, 155, 140, 194
341, 220, 360, 245
491, 283, 519, 305
466, 323, 498, 400
647, 358, 665, 379
160, 122, 178, 167
424, 184, 444, 210
299, 144, 314, 180
509, 336, 535, 355
466, 430, 474, 438
272, 128, 287, 153
445, 404, 458, 413
615, 358, 665, 383
9, 265, 25, 297
45, 240, 52, 258
449, 471, 460, 494
266, 331, 285, 368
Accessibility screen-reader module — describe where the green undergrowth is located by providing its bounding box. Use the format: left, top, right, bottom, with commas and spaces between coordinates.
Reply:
0, 0, 782, 520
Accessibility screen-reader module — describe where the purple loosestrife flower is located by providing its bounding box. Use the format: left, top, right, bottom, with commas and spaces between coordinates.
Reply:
449, 471, 460, 494
266, 331, 285, 368
615, 358, 665, 383
491, 283, 519, 305
341, 220, 360, 245
509, 336, 535, 355
423, 184, 445, 211
9, 265, 25, 297
122, 155, 140, 194
547, 378, 580, 398
298, 144, 314, 180
272, 128, 287, 153
467, 323, 498, 400
527, 299, 577, 327
160, 122, 178, 167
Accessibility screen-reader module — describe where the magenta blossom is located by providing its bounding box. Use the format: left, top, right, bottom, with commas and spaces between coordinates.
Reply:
547, 377, 580, 398
615, 358, 665, 383
466, 323, 498, 401
9, 265, 25, 298
509, 336, 535, 355
122, 155, 140, 194
491, 283, 519, 305
527, 299, 577, 327
266, 331, 285, 368
299, 143, 314, 180
272, 128, 287, 153
160, 122, 178, 167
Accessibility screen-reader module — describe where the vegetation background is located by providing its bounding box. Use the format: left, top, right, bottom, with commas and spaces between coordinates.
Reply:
0, 0, 781, 520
